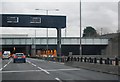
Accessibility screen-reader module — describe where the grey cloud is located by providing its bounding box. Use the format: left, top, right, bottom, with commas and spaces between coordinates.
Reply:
82, 2, 118, 34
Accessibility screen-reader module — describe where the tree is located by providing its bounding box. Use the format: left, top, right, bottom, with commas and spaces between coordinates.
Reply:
83, 26, 99, 38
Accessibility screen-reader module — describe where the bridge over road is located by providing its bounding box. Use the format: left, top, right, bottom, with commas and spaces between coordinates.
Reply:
1, 35, 108, 56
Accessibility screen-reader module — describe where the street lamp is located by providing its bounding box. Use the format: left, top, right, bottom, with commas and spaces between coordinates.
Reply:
35, 9, 59, 56
101, 28, 103, 35
31, 29, 36, 57
80, 0, 82, 55
34, 29, 36, 56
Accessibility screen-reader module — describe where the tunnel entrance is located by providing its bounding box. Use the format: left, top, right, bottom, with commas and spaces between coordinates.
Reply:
2, 45, 107, 56
2, 45, 30, 55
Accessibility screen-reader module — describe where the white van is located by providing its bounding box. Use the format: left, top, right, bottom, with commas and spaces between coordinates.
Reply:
2, 51, 11, 60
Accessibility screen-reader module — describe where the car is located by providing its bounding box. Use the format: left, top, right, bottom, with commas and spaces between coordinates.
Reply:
2, 51, 11, 60
13, 53, 26, 63
2, 53, 10, 60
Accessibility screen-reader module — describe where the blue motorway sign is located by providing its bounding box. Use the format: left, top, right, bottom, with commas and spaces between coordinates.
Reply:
1, 14, 66, 28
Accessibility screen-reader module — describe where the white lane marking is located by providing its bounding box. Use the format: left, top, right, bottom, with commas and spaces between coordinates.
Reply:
0, 59, 12, 71
27, 58, 45, 62
55, 78, 62, 82
51, 61, 64, 65
31, 63, 37, 67
0, 68, 2, 71
37, 67, 42, 70
27, 60, 50, 75
3, 64, 7, 68
45, 68, 80, 71
60, 63, 64, 65
27, 61, 36, 67
2, 68, 80, 73
27, 60, 37, 67
26, 60, 31, 64
37, 67, 50, 75
2, 70, 41, 73
56, 68, 80, 71
27, 60, 36, 67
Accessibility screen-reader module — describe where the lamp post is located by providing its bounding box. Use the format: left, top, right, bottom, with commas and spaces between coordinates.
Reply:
31, 29, 36, 57
80, 0, 82, 55
101, 28, 103, 35
34, 29, 36, 56
65, 28, 67, 37
35, 9, 59, 56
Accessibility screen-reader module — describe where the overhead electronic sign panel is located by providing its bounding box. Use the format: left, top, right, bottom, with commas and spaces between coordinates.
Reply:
1, 14, 66, 28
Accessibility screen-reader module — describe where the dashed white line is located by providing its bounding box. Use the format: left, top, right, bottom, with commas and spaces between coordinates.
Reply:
31, 63, 37, 67
55, 78, 62, 82
27, 60, 50, 75
3, 64, 7, 68
26, 60, 31, 64
37, 67, 42, 70
55, 78, 60, 80
27, 61, 36, 67
0, 68, 2, 71
0, 59, 12, 71
27, 60, 37, 67
43, 70, 50, 75
37, 67, 50, 75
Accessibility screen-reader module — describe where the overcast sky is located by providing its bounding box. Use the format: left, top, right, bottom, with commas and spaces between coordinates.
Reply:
0, 0, 119, 37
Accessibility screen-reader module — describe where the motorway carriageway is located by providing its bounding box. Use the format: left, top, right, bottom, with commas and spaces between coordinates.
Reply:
0, 58, 119, 82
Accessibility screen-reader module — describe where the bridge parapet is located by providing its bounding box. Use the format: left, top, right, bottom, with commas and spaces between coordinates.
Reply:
1, 37, 108, 45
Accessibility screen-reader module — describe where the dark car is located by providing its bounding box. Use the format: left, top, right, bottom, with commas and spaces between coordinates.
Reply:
13, 53, 26, 63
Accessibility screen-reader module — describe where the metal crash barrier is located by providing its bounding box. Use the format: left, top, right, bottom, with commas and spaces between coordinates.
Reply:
30, 55, 120, 66
65, 56, 120, 66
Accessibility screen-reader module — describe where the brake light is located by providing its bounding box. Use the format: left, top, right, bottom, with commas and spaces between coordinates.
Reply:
14, 56, 17, 58
22, 55, 26, 58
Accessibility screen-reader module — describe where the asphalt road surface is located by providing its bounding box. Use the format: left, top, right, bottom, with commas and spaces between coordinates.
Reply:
1, 58, 119, 82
